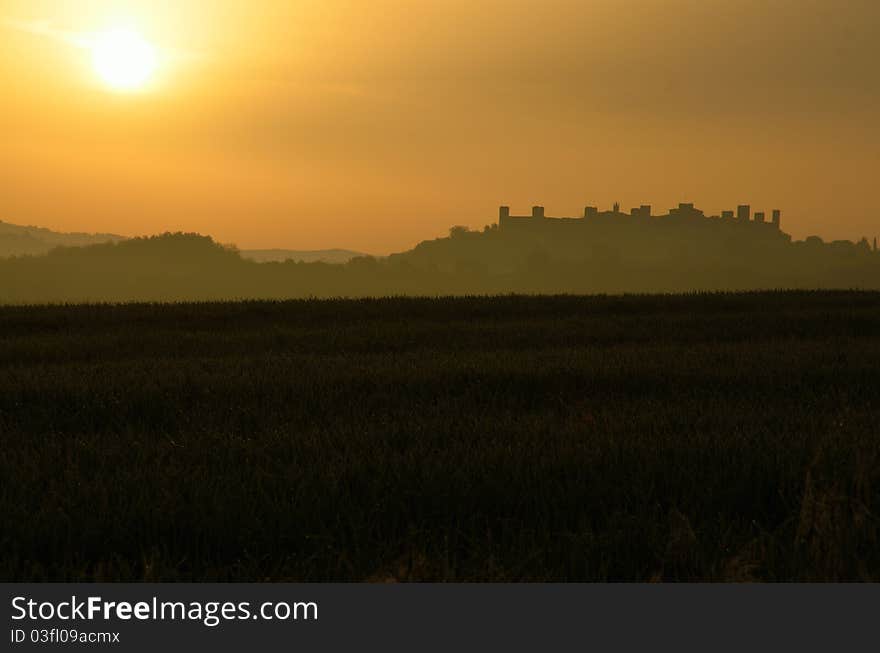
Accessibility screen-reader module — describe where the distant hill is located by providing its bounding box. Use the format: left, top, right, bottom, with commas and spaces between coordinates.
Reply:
0, 220, 126, 257
240, 248, 368, 264
0, 220, 369, 264
0, 227, 878, 304
0, 212, 878, 303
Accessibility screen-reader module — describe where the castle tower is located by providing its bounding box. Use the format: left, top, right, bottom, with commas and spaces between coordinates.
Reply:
499, 206, 510, 228
772, 209, 781, 229
754, 211, 765, 223
737, 205, 750, 222
584, 206, 598, 219
531, 206, 545, 220
874, 237, 878, 252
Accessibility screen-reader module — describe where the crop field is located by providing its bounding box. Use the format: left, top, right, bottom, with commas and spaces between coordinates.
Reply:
1, 291, 879, 581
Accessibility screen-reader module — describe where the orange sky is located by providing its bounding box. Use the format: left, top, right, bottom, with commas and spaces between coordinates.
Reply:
2, 0, 878, 253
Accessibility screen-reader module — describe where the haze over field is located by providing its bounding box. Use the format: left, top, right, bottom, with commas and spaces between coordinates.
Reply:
2, 0, 878, 253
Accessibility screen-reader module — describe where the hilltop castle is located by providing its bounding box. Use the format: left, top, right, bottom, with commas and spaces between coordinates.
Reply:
498, 202, 787, 239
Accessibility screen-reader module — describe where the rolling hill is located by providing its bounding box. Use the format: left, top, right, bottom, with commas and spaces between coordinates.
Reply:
0, 220, 127, 257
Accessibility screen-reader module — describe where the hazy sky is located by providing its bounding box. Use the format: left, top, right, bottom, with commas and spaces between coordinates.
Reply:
2, 0, 878, 252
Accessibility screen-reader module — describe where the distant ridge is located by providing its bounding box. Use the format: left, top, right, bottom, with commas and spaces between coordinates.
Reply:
240, 248, 369, 264
0, 220, 370, 263
0, 220, 126, 257
0, 216, 877, 303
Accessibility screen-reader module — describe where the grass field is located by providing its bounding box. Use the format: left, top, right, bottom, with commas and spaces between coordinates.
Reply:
2, 291, 879, 581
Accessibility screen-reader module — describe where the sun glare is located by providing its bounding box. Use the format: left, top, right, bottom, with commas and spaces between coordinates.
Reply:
91, 28, 158, 92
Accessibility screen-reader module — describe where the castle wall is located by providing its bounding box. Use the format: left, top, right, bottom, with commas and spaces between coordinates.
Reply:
499, 204, 783, 232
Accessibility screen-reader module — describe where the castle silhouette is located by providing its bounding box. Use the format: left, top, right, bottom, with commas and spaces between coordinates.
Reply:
498, 202, 791, 241
498, 202, 880, 253
499, 202, 787, 240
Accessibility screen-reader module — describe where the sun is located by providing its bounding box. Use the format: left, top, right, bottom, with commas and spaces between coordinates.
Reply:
91, 28, 158, 92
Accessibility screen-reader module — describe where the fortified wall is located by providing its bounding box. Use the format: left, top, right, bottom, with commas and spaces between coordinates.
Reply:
498, 203, 788, 240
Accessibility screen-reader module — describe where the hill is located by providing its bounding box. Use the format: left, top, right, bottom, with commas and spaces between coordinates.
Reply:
0, 215, 878, 302
0, 220, 126, 257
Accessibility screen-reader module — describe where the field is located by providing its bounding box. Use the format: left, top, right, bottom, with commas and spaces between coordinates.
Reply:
2, 291, 879, 581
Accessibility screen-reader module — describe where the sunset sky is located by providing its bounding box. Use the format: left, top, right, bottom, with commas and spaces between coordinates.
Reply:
2, 0, 878, 253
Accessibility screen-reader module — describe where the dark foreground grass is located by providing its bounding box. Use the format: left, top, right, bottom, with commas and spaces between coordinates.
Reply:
1, 291, 879, 581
